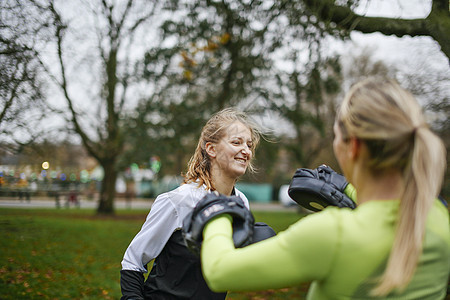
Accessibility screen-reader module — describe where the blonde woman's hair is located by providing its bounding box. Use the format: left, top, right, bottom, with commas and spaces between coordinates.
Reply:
183, 107, 261, 191
337, 77, 446, 296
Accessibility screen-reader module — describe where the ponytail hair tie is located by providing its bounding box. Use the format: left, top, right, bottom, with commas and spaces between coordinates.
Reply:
412, 124, 427, 135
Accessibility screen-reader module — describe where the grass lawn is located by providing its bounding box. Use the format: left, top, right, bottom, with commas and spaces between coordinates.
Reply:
0, 207, 311, 299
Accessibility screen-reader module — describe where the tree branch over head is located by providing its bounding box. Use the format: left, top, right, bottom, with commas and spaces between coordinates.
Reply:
303, 0, 450, 61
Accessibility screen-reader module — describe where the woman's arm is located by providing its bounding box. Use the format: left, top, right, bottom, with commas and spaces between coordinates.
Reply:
120, 195, 179, 299
201, 212, 340, 292
345, 183, 358, 204
121, 195, 179, 271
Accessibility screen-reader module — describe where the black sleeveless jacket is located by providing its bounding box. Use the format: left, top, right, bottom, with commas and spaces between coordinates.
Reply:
120, 230, 226, 300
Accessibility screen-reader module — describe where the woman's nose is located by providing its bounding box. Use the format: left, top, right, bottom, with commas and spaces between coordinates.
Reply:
241, 145, 251, 156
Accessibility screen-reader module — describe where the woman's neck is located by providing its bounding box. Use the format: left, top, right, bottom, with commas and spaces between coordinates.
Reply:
210, 168, 236, 196
354, 168, 403, 205
213, 181, 235, 196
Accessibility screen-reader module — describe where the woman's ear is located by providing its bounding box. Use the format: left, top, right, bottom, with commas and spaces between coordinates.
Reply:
205, 142, 216, 158
348, 137, 361, 160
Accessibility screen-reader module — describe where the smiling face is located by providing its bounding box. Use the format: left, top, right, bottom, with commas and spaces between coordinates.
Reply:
207, 121, 253, 181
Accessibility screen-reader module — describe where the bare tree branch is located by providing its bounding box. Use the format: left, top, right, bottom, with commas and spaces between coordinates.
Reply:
48, 1, 99, 160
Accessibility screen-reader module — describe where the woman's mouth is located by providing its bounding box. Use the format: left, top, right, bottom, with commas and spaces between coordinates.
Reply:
235, 157, 247, 165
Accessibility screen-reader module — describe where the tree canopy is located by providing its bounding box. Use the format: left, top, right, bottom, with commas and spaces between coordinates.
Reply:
2, 0, 448, 213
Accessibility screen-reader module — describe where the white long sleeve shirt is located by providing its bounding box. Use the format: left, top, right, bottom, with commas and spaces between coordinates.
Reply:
121, 182, 250, 272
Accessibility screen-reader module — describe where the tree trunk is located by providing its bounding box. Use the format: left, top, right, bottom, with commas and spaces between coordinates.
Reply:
97, 159, 117, 214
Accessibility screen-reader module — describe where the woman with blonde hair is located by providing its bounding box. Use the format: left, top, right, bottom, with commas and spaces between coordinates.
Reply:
120, 107, 263, 299
199, 77, 449, 299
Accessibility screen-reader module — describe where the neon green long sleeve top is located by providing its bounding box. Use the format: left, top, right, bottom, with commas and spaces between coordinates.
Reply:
201, 199, 449, 299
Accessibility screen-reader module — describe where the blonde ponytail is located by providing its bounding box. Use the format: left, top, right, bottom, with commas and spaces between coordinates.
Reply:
371, 127, 446, 295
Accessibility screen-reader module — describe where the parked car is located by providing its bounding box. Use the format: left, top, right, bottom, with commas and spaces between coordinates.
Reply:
278, 184, 297, 207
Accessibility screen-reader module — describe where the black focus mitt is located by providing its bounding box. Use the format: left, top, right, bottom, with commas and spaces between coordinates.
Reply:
182, 192, 255, 256
288, 165, 356, 212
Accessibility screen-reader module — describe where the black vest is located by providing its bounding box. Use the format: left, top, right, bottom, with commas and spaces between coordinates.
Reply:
143, 230, 227, 300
